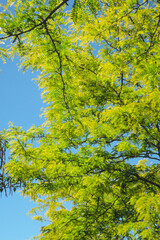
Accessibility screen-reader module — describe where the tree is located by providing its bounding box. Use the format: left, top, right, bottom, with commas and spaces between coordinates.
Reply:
0, 0, 160, 239
0, 138, 8, 195
0, 138, 21, 195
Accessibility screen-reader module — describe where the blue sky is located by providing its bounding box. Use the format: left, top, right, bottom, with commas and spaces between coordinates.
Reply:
0, 0, 44, 237
0, 1, 74, 239
0, 1, 156, 239
0, 57, 44, 239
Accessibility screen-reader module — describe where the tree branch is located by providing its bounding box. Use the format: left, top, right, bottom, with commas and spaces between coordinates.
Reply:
0, 0, 69, 41
44, 22, 70, 114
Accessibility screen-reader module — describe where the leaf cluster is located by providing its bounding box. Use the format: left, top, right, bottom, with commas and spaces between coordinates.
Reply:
0, 0, 160, 239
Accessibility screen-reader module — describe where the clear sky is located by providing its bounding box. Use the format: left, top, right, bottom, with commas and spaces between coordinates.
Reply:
0, 1, 74, 239
0, 57, 44, 239
0, 1, 153, 239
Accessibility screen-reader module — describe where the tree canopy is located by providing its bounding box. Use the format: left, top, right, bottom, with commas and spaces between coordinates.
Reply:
0, 0, 160, 239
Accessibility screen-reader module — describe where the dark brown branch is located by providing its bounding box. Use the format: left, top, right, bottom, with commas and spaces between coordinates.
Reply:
44, 22, 70, 114
140, 123, 159, 143
150, 14, 160, 44
128, 16, 146, 43
103, 38, 120, 51
65, 55, 97, 75
138, 14, 160, 56
131, 172, 160, 189
113, 167, 160, 189
0, 0, 69, 41
95, 0, 148, 39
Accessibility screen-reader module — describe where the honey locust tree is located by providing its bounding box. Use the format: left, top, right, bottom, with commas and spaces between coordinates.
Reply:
0, 0, 160, 239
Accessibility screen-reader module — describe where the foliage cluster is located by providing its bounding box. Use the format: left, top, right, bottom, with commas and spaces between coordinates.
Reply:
0, 0, 160, 239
